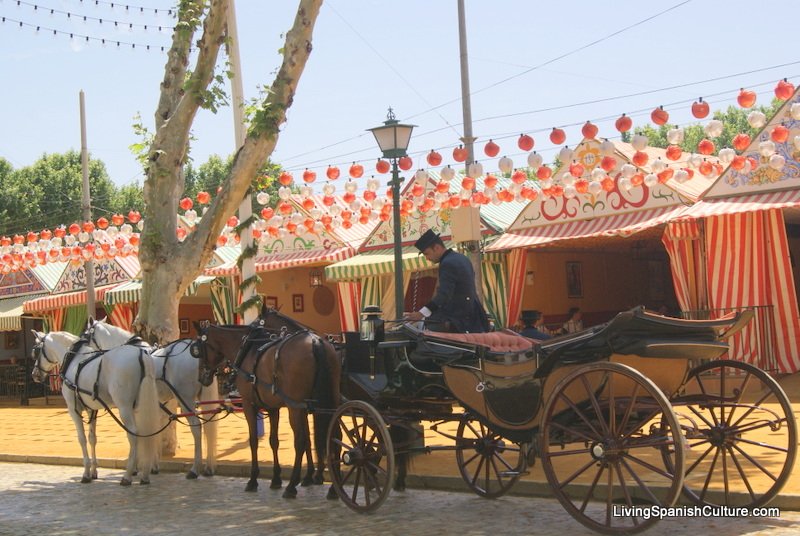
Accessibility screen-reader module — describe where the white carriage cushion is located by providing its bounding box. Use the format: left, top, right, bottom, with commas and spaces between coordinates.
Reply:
422, 330, 537, 354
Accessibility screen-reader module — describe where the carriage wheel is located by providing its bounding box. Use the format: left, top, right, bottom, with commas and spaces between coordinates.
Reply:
540, 362, 684, 535
327, 400, 395, 513
666, 359, 797, 508
455, 417, 525, 498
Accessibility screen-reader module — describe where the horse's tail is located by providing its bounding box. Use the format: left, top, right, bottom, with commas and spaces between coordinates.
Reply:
311, 335, 339, 460
199, 376, 219, 472
134, 353, 160, 478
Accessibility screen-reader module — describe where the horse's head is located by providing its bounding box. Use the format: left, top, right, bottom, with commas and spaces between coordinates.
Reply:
192, 321, 226, 387
83, 317, 133, 350
30, 330, 78, 383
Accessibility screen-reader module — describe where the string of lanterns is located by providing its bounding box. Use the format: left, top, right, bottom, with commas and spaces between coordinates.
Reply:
2, 81, 798, 274
12, 1, 174, 31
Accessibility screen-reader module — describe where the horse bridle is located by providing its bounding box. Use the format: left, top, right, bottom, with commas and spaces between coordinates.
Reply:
31, 337, 59, 379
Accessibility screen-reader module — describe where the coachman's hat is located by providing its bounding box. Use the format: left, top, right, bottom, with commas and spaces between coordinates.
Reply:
520, 310, 542, 322
414, 229, 443, 252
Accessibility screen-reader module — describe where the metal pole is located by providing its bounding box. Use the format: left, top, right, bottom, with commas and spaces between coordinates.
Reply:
226, 0, 256, 325
79, 90, 95, 318
392, 159, 404, 320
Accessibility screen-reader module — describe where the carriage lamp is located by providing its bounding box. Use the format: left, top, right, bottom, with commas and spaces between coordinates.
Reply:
309, 268, 323, 288
360, 305, 385, 379
368, 109, 415, 320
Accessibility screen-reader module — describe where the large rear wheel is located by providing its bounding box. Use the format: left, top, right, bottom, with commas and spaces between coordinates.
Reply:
540, 362, 684, 535
668, 359, 797, 507
327, 400, 395, 513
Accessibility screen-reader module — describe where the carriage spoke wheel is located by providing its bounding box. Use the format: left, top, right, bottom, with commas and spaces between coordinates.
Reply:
455, 418, 525, 498
666, 359, 797, 508
327, 400, 395, 513
540, 362, 685, 535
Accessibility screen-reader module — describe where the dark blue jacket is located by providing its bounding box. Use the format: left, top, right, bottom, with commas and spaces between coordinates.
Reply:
520, 326, 551, 340
425, 249, 489, 333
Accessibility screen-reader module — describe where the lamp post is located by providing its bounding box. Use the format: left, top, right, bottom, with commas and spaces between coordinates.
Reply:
368, 109, 415, 319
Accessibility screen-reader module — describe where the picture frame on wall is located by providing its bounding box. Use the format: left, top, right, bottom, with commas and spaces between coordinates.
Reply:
179, 318, 190, 335
292, 294, 304, 313
566, 261, 583, 298
265, 296, 278, 310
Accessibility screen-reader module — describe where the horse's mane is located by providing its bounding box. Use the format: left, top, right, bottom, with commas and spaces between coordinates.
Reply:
260, 305, 311, 333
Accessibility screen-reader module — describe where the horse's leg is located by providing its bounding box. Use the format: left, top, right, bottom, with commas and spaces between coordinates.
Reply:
391, 424, 408, 492
282, 408, 308, 499
301, 415, 315, 487
267, 408, 282, 489
185, 410, 202, 480
88, 414, 98, 480
67, 407, 93, 483
117, 405, 141, 486
200, 379, 218, 477
243, 403, 260, 492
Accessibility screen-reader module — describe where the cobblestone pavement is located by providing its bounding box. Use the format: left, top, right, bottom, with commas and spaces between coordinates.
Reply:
1, 462, 799, 536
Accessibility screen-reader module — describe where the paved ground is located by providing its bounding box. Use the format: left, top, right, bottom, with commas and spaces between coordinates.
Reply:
1, 461, 799, 536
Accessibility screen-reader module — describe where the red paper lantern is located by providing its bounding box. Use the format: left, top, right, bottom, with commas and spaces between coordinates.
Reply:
376, 159, 390, 174
278, 201, 293, 215
461, 177, 476, 190
737, 88, 757, 108
691, 98, 710, 119
600, 155, 617, 172
630, 173, 644, 186
54, 227, 66, 239
226, 216, 239, 228
484, 174, 498, 188
196, 191, 211, 204
666, 145, 682, 161
536, 166, 552, 180
302, 198, 315, 211
260, 207, 274, 219
601, 177, 615, 192
733, 133, 751, 152
342, 192, 356, 204
426, 150, 442, 167
128, 210, 142, 223
26, 231, 38, 244
40, 229, 52, 241
452, 145, 467, 162
326, 166, 340, 180
96, 217, 109, 230
349, 163, 364, 178
82, 221, 95, 233
574, 179, 589, 194
176, 227, 187, 241
651, 106, 669, 126
435, 181, 450, 194
775, 79, 795, 101
302, 169, 317, 183
747, 156, 759, 170
771, 125, 790, 143
632, 151, 649, 167
363, 190, 377, 202
341, 209, 353, 221
697, 139, 715, 155
322, 195, 335, 207
549, 128, 566, 145
518, 134, 534, 151
615, 114, 633, 133
411, 183, 424, 197
278, 171, 294, 186
699, 160, 713, 176
568, 161, 585, 178
398, 156, 413, 171
484, 139, 500, 158
179, 197, 193, 211
128, 235, 140, 247
731, 155, 746, 170
581, 121, 598, 140
68, 223, 81, 235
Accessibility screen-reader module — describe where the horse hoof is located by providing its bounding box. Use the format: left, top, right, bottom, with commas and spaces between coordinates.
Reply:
300, 477, 313, 487
270, 480, 282, 490
245, 482, 258, 492
393, 483, 406, 492
202, 467, 214, 478
313, 474, 324, 485
186, 471, 198, 480
120, 478, 132, 487
91, 472, 98, 480
132, 470, 138, 476
282, 488, 297, 499
151, 468, 160, 475
140, 479, 150, 486
81, 476, 92, 484
326, 486, 339, 500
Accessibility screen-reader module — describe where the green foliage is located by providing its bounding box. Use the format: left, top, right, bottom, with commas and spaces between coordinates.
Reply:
182, 154, 283, 209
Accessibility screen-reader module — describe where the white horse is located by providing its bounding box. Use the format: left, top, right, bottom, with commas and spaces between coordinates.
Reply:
85, 318, 219, 479
30, 330, 159, 485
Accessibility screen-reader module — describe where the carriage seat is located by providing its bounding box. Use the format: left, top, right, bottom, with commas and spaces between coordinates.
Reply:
422, 329, 537, 354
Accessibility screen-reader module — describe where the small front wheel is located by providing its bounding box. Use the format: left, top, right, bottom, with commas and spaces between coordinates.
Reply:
455, 417, 525, 498
327, 400, 394, 513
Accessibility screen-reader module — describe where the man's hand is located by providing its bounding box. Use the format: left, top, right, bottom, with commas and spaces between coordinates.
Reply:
403, 311, 424, 322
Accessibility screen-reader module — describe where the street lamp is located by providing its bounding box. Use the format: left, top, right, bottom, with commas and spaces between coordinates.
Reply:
368, 108, 415, 319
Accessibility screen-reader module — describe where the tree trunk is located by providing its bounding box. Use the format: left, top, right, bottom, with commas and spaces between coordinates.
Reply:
135, 0, 323, 344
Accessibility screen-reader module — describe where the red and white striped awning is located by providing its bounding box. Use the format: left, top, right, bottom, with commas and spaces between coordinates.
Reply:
204, 246, 355, 277
676, 189, 800, 220
486, 205, 687, 251
22, 284, 119, 313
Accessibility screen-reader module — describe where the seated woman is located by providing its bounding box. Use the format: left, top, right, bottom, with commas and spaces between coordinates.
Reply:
561, 307, 584, 334
519, 310, 552, 340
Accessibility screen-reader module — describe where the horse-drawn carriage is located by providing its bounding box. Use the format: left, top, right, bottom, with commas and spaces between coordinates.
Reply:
320, 306, 796, 533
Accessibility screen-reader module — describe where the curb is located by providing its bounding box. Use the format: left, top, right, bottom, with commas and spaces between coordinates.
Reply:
3, 452, 799, 510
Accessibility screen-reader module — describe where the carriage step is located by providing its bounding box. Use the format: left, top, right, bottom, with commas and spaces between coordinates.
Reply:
499, 470, 529, 477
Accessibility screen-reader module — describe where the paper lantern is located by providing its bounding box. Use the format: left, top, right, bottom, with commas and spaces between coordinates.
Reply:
615, 114, 632, 133
376, 159, 390, 174
398, 156, 413, 171
771, 125, 790, 143
453, 145, 467, 162
737, 88, 757, 108
775, 79, 796, 101
691, 98, 710, 119
426, 150, 442, 167
632, 151, 649, 167
179, 197, 193, 211
484, 139, 500, 157
278, 171, 293, 186
666, 127, 684, 145
666, 145, 682, 161
196, 191, 210, 204
697, 139, 715, 155
349, 163, 364, 178
733, 133, 752, 152
549, 127, 566, 145
600, 155, 617, 172
581, 121, 598, 139
527, 152, 543, 169
651, 106, 669, 125
498, 156, 514, 174
518, 134, 534, 151
326, 166, 340, 180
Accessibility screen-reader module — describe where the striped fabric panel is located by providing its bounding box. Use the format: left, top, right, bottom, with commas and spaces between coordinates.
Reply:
337, 281, 361, 332
505, 248, 527, 330
661, 223, 708, 312
663, 220, 700, 240
22, 285, 116, 313
679, 189, 800, 219
204, 246, 354, 277
705, 210, 800, 373
481, 257, 508, 329
210, 279, 236, 325
360, 277, 381, 311
107, 304, 135, 331
487, 205, 686, 251
325, 248, 436, 282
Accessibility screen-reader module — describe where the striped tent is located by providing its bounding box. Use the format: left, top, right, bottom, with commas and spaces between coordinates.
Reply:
206, 246, 354, 277
104, 275, 216, 305
481, 252, 508, 329
22, 284, 119, 313
337, 281, 361, 332
325, 246, 437, 282
0, 294, 46, 331
210, 278, 236, 325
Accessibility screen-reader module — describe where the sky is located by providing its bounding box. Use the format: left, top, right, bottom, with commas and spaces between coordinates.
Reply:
1, 0, 798, 193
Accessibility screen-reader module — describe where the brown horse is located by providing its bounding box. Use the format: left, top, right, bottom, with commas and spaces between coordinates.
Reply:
194, 319, 340, 499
